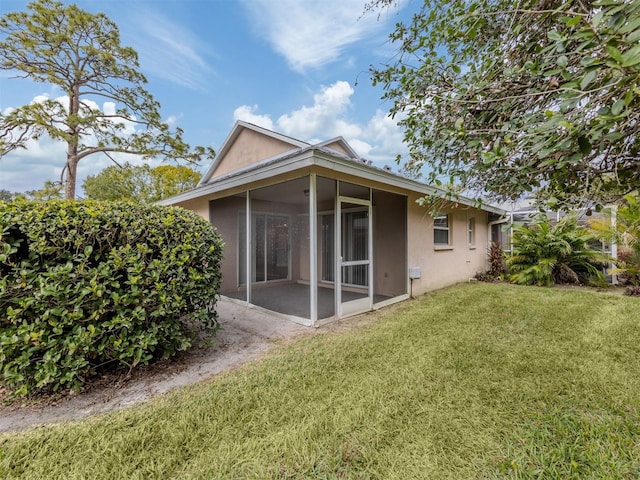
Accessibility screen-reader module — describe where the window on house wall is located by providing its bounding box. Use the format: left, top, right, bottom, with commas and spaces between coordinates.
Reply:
468, 217, 475, 247
433, 214, 450, 245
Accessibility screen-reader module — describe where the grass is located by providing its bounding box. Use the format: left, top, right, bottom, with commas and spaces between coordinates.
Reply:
1, 283, 640, 479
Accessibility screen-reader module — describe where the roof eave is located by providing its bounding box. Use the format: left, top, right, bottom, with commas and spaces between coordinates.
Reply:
161, 149, 507, 215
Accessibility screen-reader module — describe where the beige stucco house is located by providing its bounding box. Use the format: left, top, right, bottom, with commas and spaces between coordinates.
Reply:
160, 121, 506, 326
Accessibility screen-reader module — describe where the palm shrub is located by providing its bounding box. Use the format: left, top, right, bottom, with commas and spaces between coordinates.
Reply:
507, 213, 606, 287
0, 201, 223, 396
590, 193, 640, 286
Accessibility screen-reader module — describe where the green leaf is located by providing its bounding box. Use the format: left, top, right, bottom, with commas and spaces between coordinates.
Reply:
605, 131, 623, 141
548, 30, 563, 41
611, 99, 625, 115
580, 70, 597, 90
557, 55, 568, 68
539, 158, 557, 168
592, 10, 604, 28
605, 45, 624, 63
628, 29, 640, 44
578, 136, 592, 155
622, 44, 640, 67
564, 15, 582, 27
619, 17, 640, 34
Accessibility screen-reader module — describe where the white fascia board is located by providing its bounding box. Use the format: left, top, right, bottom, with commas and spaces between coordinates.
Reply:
311, 153, 507, 215
162, 148, 507, 215
159, 152, 317, 205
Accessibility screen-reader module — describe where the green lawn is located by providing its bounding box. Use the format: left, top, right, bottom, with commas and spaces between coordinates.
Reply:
1, 283, 639, 479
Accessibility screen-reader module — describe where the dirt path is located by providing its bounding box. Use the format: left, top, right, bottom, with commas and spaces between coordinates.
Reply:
0, 299, 317, 433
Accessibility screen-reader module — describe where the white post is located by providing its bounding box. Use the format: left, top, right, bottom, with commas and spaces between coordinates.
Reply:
368, 188, 373, 310
246, 191, 252, 305
309, 174, 318, 324
335, 182, 341, 317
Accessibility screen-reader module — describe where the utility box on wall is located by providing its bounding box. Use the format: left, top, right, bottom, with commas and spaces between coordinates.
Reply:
409, 266, 422, 279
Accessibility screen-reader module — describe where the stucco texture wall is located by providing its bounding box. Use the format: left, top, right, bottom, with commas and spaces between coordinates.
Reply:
407, 193, 489, 295
212, 129, 298, 179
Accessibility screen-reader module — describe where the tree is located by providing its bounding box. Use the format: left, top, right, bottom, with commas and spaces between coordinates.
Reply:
24, 180, 64, 201
0, 190, 13, 202
82, 163, 201, 202
371, 0, 640, 209
0, 182, 63, 201
0, 0, 214, 200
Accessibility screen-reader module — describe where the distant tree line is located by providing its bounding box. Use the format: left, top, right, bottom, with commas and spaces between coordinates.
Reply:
1, 164, 201, 203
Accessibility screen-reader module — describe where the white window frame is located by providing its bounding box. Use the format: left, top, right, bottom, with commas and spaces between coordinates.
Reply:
433, 213, 450, 246
468, 217, 476, 248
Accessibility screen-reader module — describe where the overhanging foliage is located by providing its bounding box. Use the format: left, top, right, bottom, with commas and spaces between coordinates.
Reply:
372, 0, 640, 208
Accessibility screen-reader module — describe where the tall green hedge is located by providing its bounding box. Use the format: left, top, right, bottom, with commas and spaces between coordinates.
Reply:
0, 201, 223, 396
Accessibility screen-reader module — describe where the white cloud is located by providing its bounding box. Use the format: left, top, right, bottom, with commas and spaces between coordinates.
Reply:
30, 95, 50, 105
165, 114, 183, 128
362, 109, 408, 162
127, 10, 214, 91
240, 0, 387, 72
277, 81, 359, 139
233, 105, 274, 130
348, 138, 373, 157
233, 81, 408, 168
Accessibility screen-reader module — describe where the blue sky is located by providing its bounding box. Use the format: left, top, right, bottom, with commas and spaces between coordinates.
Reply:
0, 0, 415, 194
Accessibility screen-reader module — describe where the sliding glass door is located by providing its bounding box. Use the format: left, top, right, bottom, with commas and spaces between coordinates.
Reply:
239, 213, 290, 285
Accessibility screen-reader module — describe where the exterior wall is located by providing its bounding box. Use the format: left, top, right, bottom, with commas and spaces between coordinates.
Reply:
406, 193, 489, 295
208, 196, 245, 294
212, 129, 299, 179
173, 197, 210, 220
373, 190, 407, 297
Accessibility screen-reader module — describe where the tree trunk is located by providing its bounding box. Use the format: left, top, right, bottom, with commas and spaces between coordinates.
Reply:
65, 84, 81, 200
64, 154, 78, 200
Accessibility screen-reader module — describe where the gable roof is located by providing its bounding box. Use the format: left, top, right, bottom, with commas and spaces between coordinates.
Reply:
314, 137, 361, 160
198, 121, 310, 186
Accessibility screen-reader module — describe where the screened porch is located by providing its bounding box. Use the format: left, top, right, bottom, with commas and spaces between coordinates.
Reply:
209, 174, 408, 326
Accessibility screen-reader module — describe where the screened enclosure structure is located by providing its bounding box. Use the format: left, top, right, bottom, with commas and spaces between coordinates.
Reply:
209, 175, 408, 325
161, 121, 505, 326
